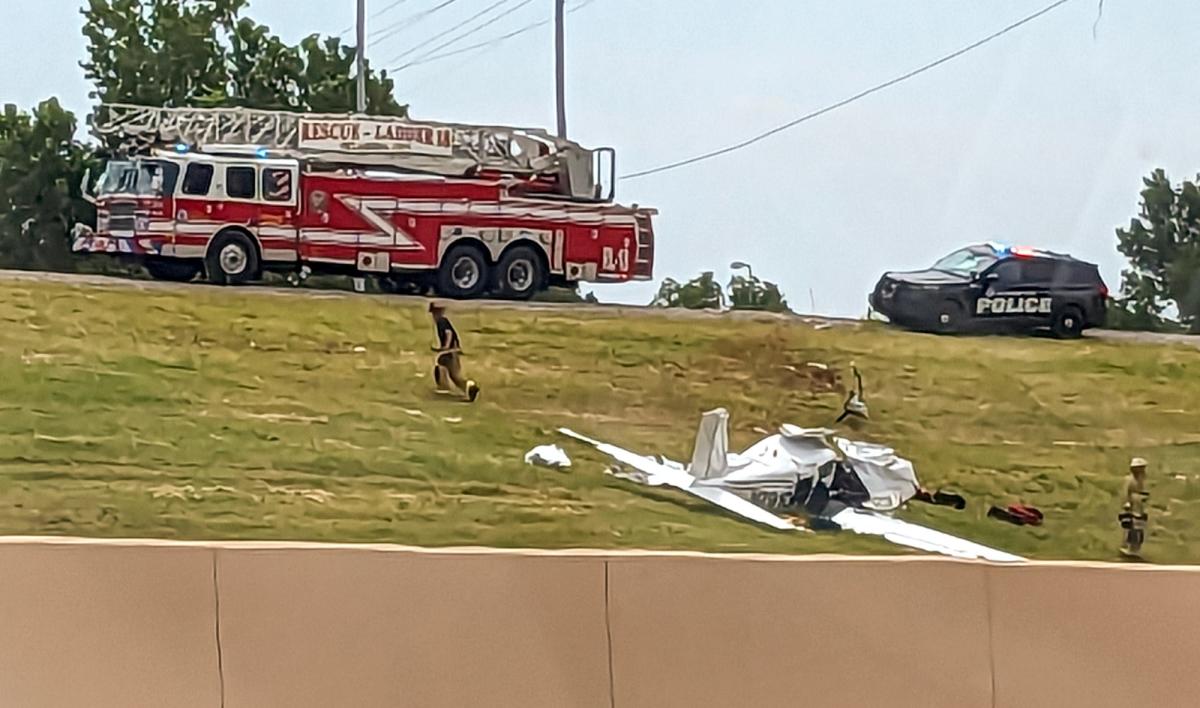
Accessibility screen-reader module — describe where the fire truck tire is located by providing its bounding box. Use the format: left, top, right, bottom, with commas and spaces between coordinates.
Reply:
206, 230, 260, 285
145, 259, 202, 282
436, 243, 489, 299
494, 245, 545, 300
378, 276, 425, 296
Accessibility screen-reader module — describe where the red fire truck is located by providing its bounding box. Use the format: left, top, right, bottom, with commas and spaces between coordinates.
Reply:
73, 104, 656, 299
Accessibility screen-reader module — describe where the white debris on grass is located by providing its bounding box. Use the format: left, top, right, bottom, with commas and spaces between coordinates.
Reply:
525, 444, 572, 469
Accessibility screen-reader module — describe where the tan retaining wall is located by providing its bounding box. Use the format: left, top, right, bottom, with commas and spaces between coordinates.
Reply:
1, 537, 1197, 708
0, 540, 221, 707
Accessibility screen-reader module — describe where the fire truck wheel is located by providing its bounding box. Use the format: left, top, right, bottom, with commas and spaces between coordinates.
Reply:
144, 259, 201, 282
495, 246, 545, 300
206, 231, 260, 285
437, 244, 489, 299
378, 276, 424, 296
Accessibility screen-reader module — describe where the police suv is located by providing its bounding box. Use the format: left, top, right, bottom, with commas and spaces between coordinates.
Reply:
869, 243, 1108, 337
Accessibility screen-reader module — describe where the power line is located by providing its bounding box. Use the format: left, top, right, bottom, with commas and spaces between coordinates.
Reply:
620, 0, 1077, 181
403, 44, 494, 92
372, 0, 462, 45
339, 0, 414, 37
373, 0, 414, 19
399, 0, 597, 71
392, 0, 537, 70
384, 0, 511, 65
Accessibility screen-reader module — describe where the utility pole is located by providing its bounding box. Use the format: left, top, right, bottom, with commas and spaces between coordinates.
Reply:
555, 0, 566, 138
351, 0, 368, 294
356, 0, 367, 113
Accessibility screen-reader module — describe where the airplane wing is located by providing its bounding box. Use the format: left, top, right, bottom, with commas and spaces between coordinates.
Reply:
558, 428, 667, 474
559, 428, 1018, 559
682, 485, 796, 531
830, 508, 1023, 563
559, 428, 795, 531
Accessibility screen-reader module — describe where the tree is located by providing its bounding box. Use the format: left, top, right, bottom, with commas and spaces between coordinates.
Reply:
294, 35, 405, 116
1115, 169, 1200, 332
81, 0, 242, 108
0, 100, 97, 271
225, 17, 304, 111
650, 272, 725, 310
81, 0, 405, 115
728, 272, 790, 313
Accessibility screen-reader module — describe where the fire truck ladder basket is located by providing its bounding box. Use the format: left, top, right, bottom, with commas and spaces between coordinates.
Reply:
93, 103, 604, 199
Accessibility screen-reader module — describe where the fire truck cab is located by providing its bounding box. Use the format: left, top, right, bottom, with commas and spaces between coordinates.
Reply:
75, 105, 656, 300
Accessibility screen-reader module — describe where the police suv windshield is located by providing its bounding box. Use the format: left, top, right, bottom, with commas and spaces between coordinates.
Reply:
931, 245, 998, 277
98, 159, 177, 197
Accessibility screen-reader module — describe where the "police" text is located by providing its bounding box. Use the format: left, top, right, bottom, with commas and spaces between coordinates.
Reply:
976, 296, 1052, 315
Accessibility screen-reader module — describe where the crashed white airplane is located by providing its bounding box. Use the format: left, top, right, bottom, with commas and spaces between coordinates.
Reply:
559, 408, 1022, 563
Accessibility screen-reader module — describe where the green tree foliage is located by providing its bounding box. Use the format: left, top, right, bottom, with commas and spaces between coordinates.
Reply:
728, 272, 790, 313
81, 0, 405, 115
80, 0, 241, 108
650, 266, 792, 313
0, 100, 97, 271
294, 35, 404, 115
650, 272, 725, 310
1115, 169, 1200, 332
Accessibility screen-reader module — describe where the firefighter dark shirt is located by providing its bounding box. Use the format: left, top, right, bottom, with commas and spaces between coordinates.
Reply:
436, 316, 460, 350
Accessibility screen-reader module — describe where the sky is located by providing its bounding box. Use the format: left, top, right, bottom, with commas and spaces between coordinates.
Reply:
3, 0, 1200, 316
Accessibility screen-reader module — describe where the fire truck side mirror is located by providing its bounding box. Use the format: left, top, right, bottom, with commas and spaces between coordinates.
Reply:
593, 147, 616, 202
80, 168, 97, 206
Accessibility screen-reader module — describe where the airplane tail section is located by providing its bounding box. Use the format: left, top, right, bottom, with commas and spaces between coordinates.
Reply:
689, 408, 730, 480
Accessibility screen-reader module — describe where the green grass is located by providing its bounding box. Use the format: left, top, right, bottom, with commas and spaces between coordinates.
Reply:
1, 278, 1198, 563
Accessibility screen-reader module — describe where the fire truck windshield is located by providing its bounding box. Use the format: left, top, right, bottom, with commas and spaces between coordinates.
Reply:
98, 159, 179, 197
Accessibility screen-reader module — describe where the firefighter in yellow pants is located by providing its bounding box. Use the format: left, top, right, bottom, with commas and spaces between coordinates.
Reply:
429, 302, 480, 402
1119, 457, 1149, 558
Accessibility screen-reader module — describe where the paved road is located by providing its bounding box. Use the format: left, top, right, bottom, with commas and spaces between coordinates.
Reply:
1, 269, 1197, 347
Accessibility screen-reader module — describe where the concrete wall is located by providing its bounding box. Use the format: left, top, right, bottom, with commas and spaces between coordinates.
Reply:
0, 540, 221, 707
1, 537, 1198, 708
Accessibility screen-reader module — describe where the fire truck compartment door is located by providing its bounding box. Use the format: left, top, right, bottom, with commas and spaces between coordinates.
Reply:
257, 163, 300, 263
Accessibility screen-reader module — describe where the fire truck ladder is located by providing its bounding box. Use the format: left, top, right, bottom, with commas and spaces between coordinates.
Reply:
93, 103, 607, 201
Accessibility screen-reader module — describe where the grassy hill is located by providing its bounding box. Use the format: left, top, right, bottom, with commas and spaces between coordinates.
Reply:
1, 277, 1198, 563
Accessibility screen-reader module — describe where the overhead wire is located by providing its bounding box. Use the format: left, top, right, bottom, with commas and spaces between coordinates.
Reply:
338, 0, 414, 37
390, 0, 538, 71
619, 0, 1077, 181
398, 0, 598, 71
383, 0, 512, 66
371, 0, 463, 45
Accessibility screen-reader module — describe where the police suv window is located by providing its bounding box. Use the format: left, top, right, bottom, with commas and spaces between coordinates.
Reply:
262, 168, 293, 203
226, 166, 257, 199
990, 260, 1023, 288
1020, 259, 1056, 285
1068, 263, 1099, 286
181, 163, 214, 196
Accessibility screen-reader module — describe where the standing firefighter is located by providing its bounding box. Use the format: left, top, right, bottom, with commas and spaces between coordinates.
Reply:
429, 302, 480, 402
1119, 457, 1150, 558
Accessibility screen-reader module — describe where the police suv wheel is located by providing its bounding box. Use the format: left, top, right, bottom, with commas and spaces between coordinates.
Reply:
495, 246, 544, 300
1051, 306, 1085, 339
436, 244, 489, 299
933, 301, 962, 333
206, 231, 259, 285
